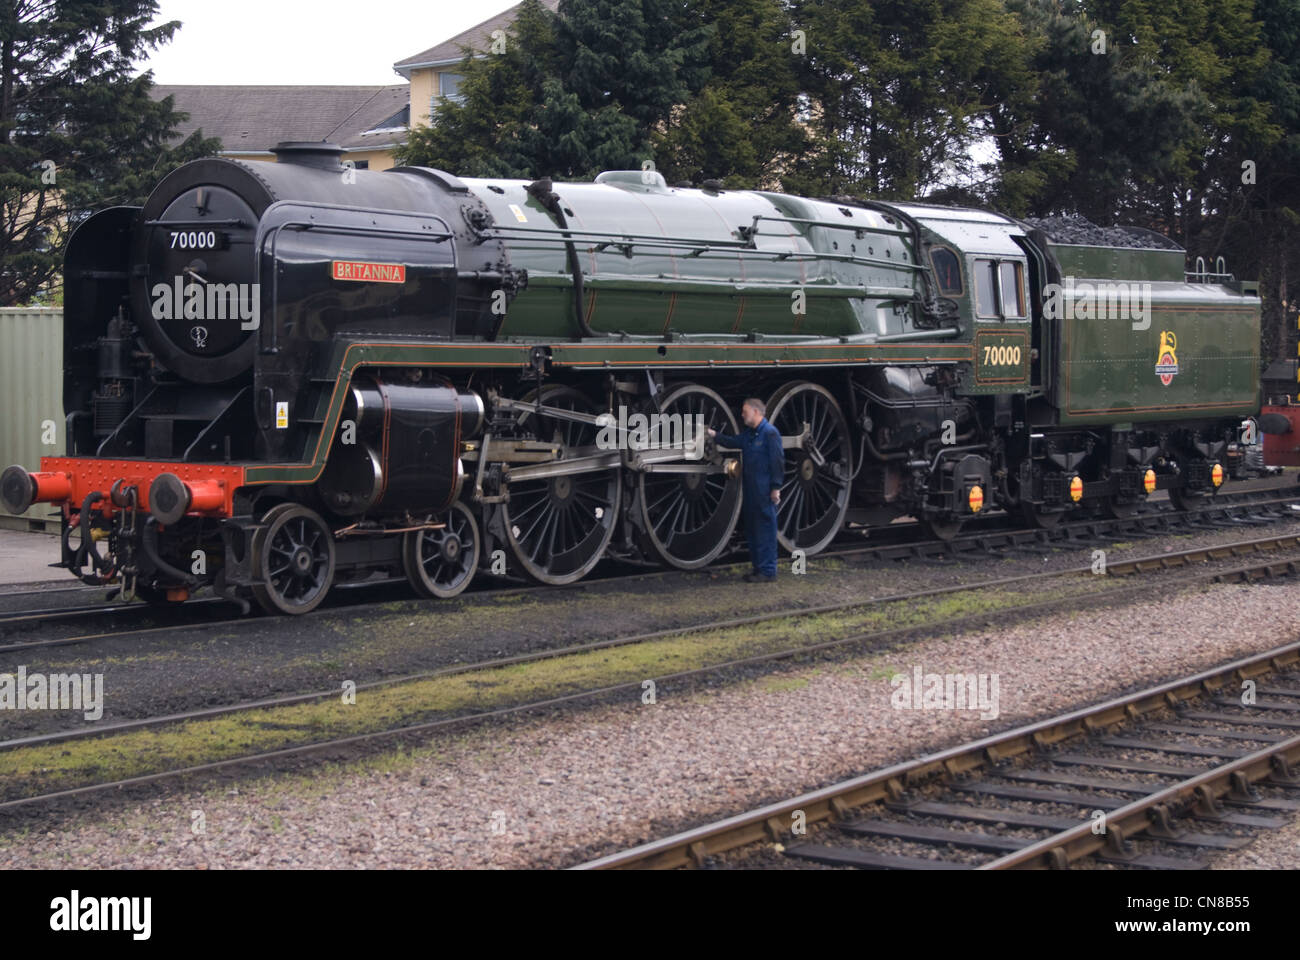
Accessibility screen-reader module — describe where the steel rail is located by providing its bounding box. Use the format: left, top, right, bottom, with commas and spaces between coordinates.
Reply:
4, 543, 1300, 814
0, 556, 1173, 753
0, 490, 1295, 657
573, 641, 1300, 869
979, 733, 1300, 869
8, 531, 1300, 754
0, 479, 1293, 618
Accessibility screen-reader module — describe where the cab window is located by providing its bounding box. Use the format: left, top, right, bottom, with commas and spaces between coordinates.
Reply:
999, 261, 1025, 317
974, 260, 998, 318
973, 258, 1027, 320
929, 247, 962, 295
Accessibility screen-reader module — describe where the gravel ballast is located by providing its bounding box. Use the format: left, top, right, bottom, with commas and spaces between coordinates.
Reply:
3, 576, 1300, 869
1211, 813, 1300, 869
5, 512, 1300, 740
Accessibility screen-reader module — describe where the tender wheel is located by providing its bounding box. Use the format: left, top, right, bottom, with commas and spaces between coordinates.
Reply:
1100, 495, 1140, 519
251, 503, 336, 615
767, 381, 853, 555
501, 385, 621, 585
403, 500, 480, 599
922, 515, 964, 542
636, 383, 743, 569
1020, 501, 1065, 529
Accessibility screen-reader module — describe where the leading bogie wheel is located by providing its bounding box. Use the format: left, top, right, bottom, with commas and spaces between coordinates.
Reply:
403, 500, 481, 599
251, 503, 337, 615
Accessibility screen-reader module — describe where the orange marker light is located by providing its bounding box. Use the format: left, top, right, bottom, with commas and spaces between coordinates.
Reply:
967, 485, 984, 513
1143, 469, 1157, 494
1211, 463, 1224, 487
1069, 476, 1084, 502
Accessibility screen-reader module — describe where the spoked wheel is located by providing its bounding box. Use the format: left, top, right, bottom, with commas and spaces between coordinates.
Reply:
403, 500, 481, 599
636, 383, 742, 569
501, 385, 621, 585
1020, 501, 1065, 529
767, 381, 853, 555
1167, 486, 1203, 511
251, 503, 336, 615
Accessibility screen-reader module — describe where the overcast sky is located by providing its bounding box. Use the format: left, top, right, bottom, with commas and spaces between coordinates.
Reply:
141, 0, 519, 85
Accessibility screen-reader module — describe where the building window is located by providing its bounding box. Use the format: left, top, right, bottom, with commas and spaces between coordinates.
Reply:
370, 105, 409, 131
440, 72, 464, 101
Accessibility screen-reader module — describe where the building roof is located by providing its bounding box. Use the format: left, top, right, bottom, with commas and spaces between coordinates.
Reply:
393, 0, 561, 75
153, 84, 410, 154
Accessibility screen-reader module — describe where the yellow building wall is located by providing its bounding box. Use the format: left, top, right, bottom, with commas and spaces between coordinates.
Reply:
232, 149, 397, 171
410, 68, 435, 126
344, 149, 397, 171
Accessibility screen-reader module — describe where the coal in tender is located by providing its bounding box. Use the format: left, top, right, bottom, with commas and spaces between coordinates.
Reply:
1021, 214, 1181, 250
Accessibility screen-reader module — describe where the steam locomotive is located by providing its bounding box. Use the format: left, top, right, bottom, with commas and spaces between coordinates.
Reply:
0, 142, 1262, 613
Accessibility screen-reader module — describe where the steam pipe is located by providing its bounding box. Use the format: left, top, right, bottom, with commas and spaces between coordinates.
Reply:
527, 178, 603, 338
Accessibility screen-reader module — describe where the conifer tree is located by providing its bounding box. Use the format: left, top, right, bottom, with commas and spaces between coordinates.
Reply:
0, 0, 219, 305
785, 0, 1033, 200
653, 0, 807, 189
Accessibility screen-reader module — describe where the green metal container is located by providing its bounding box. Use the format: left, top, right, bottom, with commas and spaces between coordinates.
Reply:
0, 308, 64, 531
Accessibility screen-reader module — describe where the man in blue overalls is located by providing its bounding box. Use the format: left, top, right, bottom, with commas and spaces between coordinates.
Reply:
708, 398, 785, 582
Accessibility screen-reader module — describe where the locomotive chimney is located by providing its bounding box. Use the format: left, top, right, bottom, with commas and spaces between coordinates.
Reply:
271, 141, 346, 170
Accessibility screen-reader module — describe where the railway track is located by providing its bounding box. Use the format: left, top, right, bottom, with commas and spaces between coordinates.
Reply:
2, 482, 1297, 654
4, 526, 1300, 815
574, 643, 1300, 870
8, 529, 1298, 751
